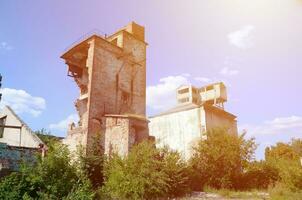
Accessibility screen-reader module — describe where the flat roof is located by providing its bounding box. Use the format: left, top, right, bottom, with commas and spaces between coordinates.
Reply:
61, 34, 123, 59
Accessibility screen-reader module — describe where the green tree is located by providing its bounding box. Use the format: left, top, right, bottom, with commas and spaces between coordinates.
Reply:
241, 160, 279, 190
102, 141, 190, 199
0, 172, 33, 200
160, 147, 191, 197
265, 139, 302, 192
35, 128, 62, 146
189, 127, 257, 190
265, 139, 302, 161
76, 133, 105, 189
102, 141, 169, 199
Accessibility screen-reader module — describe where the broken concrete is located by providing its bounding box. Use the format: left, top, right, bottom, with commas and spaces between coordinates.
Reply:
62, 22, 150, 156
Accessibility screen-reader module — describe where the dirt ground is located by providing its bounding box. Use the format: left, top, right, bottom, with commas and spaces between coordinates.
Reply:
179, 191, 270, 200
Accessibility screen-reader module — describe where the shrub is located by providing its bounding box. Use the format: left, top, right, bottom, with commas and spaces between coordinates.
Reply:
0, 172, 33, 200
189, 128, 257, 190
76, 133, 105, 189
269, 182, 302, 200
102, 141, 169, 199
0, 141, 94, 199
160, 147, 191, 197
240, 160, 279, 190
102, 141, 190, 199
265, 139, 302, 191
63, 179, 95, 200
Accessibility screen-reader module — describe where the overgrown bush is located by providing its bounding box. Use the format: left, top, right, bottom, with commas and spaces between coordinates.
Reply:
1, 129, 301, 199
0, 142, 94, 200
189, 128, 257, 190
0, 172, 33, 200
239, 160, 279, 190
101, 141, 190, 199
160, 147, 191, 197
76, 133, 105, 189
269, 182, 302, 200
265, 139, 302, 192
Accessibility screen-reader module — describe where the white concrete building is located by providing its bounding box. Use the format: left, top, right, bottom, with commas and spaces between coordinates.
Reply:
149, 82, 238, 159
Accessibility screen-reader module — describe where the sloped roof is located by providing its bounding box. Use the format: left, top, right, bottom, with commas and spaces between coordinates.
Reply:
149, 102, 236, 119
149, 103, 201, 118
2, 106, 44, 145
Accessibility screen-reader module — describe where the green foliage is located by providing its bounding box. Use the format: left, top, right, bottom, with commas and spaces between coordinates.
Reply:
1, 127, 301, 199
63, 179, 95, 200
102, 141, 168, 199
160, 147, 191, 197
269, 182, 302, 200
240, 160, 278, 190
0, 172, 33, 200
34, 143, 79, 198
0, 142, 94, 200
76, 133, 105, 189
189, 128, 257, 190
262, 138, 302, 199
265, 139, 302, 190
266, 155, 302, 191
35, 128, 62, 146
102, 141, 190, 199
265, 139, 302, 161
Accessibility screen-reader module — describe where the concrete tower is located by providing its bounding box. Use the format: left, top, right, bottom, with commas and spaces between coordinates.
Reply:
61, 22, 150, 156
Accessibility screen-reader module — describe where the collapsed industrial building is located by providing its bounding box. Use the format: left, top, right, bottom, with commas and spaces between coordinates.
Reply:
62, 22, 151, 156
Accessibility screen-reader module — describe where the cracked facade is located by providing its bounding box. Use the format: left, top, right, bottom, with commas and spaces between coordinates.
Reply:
62, 22, 150, 156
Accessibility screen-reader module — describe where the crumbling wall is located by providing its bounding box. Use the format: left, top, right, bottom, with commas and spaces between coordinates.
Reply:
62, 22, 149, 157
0, 143, 39, 177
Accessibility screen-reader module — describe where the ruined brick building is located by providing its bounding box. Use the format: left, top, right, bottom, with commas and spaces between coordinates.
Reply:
62, 22, 150, 156
149, 83, 238, 159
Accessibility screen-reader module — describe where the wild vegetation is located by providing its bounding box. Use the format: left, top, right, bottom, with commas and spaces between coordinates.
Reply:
0, 128, 301, 199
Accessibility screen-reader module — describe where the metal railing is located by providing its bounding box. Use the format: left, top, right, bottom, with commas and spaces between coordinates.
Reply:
62, 29, 107, 54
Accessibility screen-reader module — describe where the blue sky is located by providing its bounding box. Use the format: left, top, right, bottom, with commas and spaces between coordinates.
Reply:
1, 0, 302, 159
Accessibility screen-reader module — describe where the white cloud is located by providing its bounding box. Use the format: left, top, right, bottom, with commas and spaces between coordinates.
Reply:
265, 116, 302, 129
228, 25, 255, 49
220, 67, 239, 76
239, 116, 302, 137
49, 114, 79, 133
147, 75, 190, 111
194, 77, 212, 83
0, 42, 13, 51
0, 88, 46, 117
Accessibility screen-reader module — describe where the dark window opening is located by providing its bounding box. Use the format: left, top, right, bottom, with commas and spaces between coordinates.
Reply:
192, 97, 198, 104
0, 116, 7, 138
178, 88, 189, 94
206, 85, 214, 90
130, 79, 134, 104
67, 65, 83, 78
121, 91, 130, 104
178, 97, 189, 103
111, 38, 118, 46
